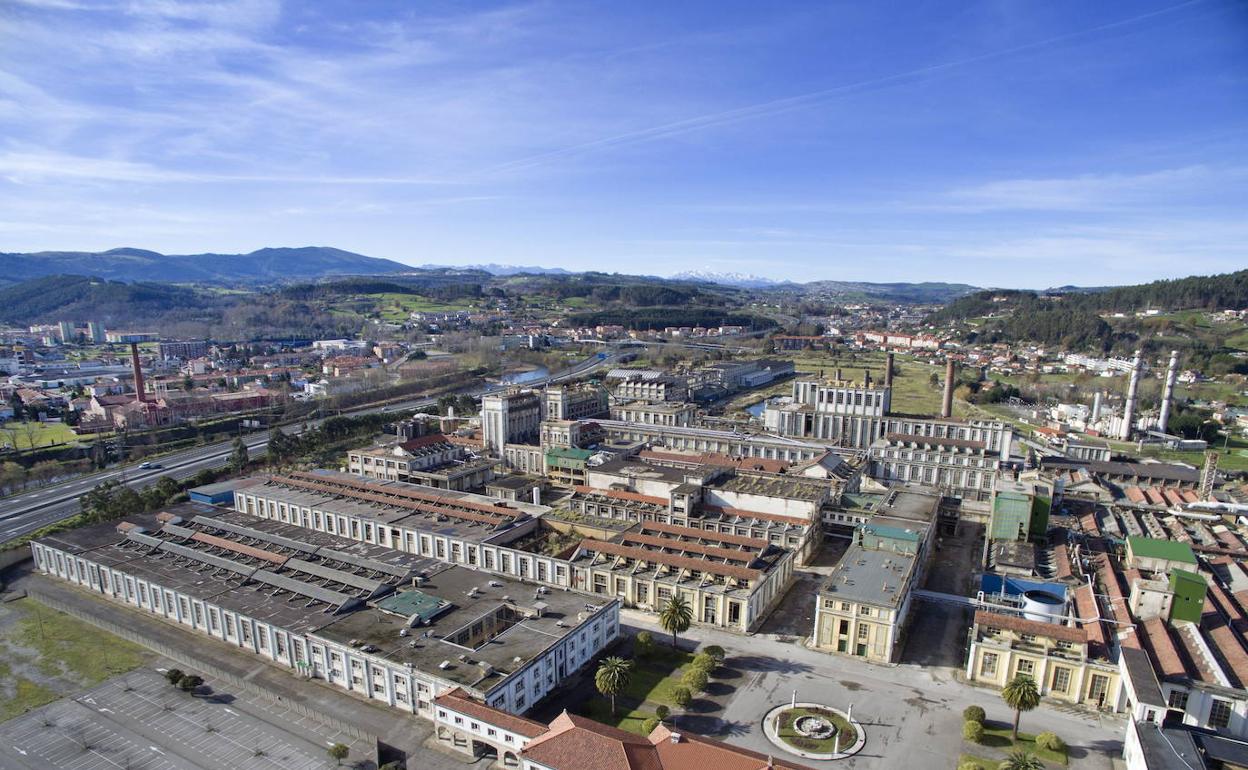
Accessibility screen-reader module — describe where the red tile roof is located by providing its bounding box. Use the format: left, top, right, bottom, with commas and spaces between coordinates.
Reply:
974, 610, 1087, 646
577, 539, 761, 581
638, 521, 770, 550
434, 689, 546, 738
521, 712, 663, 770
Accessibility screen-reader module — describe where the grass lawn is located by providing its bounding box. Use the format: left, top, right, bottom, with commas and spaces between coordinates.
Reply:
578, 645, 696, 734
0, 421, 79, 450
957, 752, 1000, 769
0, 598, 150, 722
776, 706, 858, 754
979, 724, 1068, 766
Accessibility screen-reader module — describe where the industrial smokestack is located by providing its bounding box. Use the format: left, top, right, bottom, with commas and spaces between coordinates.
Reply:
941, 358, 955, 419
130, 342, 147, 404
863, 369, 871, 389
1091, 391, 1103, 423
835, 368, 843, 383
1158, 350, 1179, 433
1120, 350, 1142, 441
884, 352, 895, 388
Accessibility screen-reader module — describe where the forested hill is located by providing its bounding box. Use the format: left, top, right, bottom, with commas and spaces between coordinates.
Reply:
930, 268, 1248, 324
0, 246, 411, 284
0, 275, 205, 325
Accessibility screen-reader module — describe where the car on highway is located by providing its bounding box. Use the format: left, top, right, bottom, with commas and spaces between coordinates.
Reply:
138, 462, 163, 470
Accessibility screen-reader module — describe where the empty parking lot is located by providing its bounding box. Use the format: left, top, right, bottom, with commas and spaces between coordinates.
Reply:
0, 668, 369, 770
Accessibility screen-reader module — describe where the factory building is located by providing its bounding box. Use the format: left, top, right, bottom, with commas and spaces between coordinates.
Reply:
30, 503, 618, 719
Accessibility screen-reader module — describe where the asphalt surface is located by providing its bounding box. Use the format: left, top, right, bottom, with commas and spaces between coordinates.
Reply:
0, 351, 619, 545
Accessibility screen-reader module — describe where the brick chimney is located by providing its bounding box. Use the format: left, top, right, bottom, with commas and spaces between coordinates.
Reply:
130, 342, 147, 403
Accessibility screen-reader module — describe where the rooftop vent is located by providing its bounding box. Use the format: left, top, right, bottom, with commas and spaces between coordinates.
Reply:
438, 660, 451, 670
669, 732, 682, 744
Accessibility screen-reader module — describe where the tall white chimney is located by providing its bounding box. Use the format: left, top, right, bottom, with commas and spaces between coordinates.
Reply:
1091, 391, 1103, 423
1120, 350, 1142, 441
1158, 350, 1179, 433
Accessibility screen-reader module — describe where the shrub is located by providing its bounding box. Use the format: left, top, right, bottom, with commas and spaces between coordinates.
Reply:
655, 705, 670, 721
962, 705, 986, 724
164, 668, 184, 686
641, 717, 661, 735
671, 686, 692, 708
957, 762, 986, 770
1035, 732, 1066, 752
177, 674, 204, 692
635, 631, 654, 657
962, 720, 984, 744
702, 645, 726, 663
691, 653, 716, 673
681, 668, 709, 693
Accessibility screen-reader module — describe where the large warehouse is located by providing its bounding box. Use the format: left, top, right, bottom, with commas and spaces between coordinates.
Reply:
30, 502, 620, 718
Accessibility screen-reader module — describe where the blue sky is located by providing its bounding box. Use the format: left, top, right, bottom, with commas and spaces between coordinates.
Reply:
1, 0, 1245, 287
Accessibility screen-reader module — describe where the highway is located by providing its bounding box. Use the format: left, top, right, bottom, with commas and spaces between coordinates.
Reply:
0, 351, 620, 545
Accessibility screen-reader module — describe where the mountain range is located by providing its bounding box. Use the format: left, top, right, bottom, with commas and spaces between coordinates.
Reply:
0, 246, 410, 284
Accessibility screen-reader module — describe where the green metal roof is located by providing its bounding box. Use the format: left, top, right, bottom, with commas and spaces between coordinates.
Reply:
1127, 536, 1197, 565
375, 590, 452, 623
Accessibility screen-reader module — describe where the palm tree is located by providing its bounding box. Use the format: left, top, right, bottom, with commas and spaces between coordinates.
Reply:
998, 749, 1044, 770
1001, 674, 1041, 741
658, 594, 693, 647
595, 657, 633, 716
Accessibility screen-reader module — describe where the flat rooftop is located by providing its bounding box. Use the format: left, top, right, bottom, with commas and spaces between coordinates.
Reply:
876, 488, 942, 523
238, 471, 540, 544
820, 544, 916, 608
36, 502, 440, 635
313, 566, 604, 692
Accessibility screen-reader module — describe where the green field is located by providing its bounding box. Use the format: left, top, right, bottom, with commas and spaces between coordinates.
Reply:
0, 421, 79, 450
775, 350, 970, 418
373, 293, 475, 321
0, 598, 150, 722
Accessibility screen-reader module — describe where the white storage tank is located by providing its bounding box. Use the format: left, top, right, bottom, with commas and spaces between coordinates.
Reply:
1021, 590, 1064, 624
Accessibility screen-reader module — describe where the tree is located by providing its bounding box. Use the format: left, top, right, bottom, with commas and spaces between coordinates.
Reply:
658, 594, 693, 647
641, 717, 660, 735
671, 686, 692, 709
1001, 674, 1041, 740
962, 720, 984, 743
634, 630, 654, 658
998, 750, 1044, 770
594, 657, 633, 716
229, 437, 249, 472
655, 705, 670, 721
681, 668, 709, 694
164, 669, 184, 686
327, 743, 349, 766
962, 705, 985, 724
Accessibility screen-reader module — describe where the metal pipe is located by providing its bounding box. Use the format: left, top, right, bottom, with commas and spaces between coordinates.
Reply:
941, 359, 955, 419
1159, 349, 1179, 433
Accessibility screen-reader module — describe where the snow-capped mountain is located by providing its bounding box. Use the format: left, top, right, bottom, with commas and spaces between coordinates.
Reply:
669, 269, 781, 288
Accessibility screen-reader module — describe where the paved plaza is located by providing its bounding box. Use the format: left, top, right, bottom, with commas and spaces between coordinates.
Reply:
619, 610, 1126, 770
